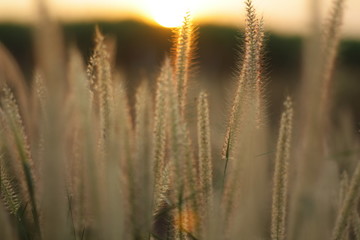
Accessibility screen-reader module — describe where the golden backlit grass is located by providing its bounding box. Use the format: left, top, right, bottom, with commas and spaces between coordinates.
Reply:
1, 0, 359, 239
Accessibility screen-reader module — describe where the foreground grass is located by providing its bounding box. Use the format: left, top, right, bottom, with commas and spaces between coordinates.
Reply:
0, 0, 359, 239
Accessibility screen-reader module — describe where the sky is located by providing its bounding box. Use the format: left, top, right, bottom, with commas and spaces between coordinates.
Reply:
1, 0, 359, 38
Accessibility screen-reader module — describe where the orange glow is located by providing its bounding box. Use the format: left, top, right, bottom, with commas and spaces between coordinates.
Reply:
0, 0, 359, 37
173, 209, 198, 233
147, 0, 200, 28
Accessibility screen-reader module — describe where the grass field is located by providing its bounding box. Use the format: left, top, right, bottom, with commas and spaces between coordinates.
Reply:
0, 0, 359, 239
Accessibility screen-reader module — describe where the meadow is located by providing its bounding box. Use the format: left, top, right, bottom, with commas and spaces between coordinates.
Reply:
0, 0, 359, 239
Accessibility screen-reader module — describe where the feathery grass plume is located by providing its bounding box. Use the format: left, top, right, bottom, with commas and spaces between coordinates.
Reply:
175, 140, 198, 239
271, 96, 293, 240
332, 160, 360, 240
0, 86, 40, 233
0, 156, 20, 215
66, 48, 99, 238
220, 2, 266, 233
34, 0, 70, 238
152, 58, 174, 239
0, 44, 31, 136
148, 58, 183, 235
152, 161, 174, 239
167, 49, 198, 238
320, 0, 346, 121
254, 17, 267, 126
100, 77, 134, 240
0, 86, 35, 180
86, 32, 119, 232
127, 81, 154, 239
196, 91, 213, 236
173, 12, 195, 115
71, 47, 123, 239
221, 0, 265, 173
66, 52, 86, 204
87, 27, 114, 140
87, 70, 131, 239
153, 58, 171, 201
242, 3, 266, 126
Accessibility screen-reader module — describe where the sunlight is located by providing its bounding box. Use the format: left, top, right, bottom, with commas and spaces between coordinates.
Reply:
148, 0, 197, 28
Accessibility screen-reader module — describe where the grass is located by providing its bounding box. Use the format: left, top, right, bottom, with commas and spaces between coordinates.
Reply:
0, 0, 359, 239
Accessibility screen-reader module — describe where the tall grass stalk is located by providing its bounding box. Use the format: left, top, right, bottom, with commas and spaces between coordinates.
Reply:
222, 0, 265, 173
167, 53, 197, 238
271, 97, 293, 240
289, 0, 346, 238
320, 0, 346, 121
174, 13, 195, 115
153, 58, 171, 206
221, 1, 268, 237
131, 81, 154, 239
332, 161, 360, 240
197, 91, 213, 237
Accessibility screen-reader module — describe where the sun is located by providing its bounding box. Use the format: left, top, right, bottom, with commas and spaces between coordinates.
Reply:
148, 0, 196, 28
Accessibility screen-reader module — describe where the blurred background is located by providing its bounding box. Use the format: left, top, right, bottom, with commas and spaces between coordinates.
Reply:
0, 0, 359, 125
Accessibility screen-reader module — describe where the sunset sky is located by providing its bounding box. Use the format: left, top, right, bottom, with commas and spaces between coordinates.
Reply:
1, 0, 359, 38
